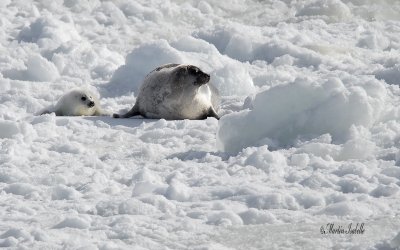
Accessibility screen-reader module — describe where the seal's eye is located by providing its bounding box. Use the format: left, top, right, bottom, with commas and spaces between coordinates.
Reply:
81, 96, 87, 101
188, 67, 198, 74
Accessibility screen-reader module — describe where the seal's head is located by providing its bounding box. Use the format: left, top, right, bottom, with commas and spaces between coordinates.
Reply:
176, 65, 210, 86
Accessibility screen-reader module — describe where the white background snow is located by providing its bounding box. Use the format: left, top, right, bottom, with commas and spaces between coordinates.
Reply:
1, 0, 400, 249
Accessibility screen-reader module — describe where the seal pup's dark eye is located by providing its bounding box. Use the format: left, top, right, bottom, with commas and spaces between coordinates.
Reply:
81, 96, 87, 101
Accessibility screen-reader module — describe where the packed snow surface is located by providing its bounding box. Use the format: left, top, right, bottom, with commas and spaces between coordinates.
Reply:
1, 0, 400, 249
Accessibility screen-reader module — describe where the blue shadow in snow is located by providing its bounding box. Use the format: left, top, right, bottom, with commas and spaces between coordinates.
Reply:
82, 116, 158, 128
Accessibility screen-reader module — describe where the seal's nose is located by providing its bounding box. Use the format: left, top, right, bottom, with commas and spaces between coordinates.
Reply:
205, 73, 210, 82
88, 101, 95, 107
199, 73, 210, 83
195, 72, 211, 86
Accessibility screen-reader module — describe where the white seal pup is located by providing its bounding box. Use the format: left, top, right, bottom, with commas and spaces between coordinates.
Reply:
113, 63, 220, 120
41, 89, 107, 116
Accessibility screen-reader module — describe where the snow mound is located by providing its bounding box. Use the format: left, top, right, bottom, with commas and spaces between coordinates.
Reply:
196, 26, 323, 69
239, 208, 277, 225
4, 183, 38, 198
3, 55, 59, 82
391, 232, 400, 248
242, 146, 286, 176
211, 61, 254, 96
107, 40, 183, 96
296, 0, 352, 23
217, 76, 387, 153
165, 179, 192, 202
319, 201, 373, 217
207, 211, 243, 226
17, 16, 80, 49
53, 217, 90, 229
0, 228, 32, 247
357, 30, 390, 50
94, 2, 127, 26
0, 120, 19, 139
119, 1, 163, 21
118, 198, 158, 215
246, 193, 299, 210
375, 64, 400, 85
51, 184, 81, 200
131, 168, 166, 196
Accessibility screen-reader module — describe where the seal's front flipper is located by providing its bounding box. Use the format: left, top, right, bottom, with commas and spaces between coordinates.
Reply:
208, 108, 220, 120
202, 107, 219, 120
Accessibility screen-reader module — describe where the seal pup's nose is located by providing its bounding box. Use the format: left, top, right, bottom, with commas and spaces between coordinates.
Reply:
88, 101, 95, 107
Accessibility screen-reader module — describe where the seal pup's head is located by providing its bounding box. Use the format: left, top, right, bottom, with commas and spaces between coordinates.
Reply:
71, 90, 96, 109
54, 89, 99, 116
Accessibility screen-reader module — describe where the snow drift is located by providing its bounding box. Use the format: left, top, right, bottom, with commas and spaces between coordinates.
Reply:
218, 75, 387, 153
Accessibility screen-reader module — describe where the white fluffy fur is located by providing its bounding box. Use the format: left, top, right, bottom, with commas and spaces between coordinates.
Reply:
41, 89, 107, 116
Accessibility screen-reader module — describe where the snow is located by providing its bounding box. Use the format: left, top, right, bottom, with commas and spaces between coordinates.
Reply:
1, 0, 400, 249
217, 75, 387, 153
3, 55, 60, 82
296, 0, 353, 23
53, 217, 91, 229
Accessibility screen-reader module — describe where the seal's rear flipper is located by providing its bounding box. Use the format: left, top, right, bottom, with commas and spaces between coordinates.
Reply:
113, 105, 141, 118
40, 109, 54, 115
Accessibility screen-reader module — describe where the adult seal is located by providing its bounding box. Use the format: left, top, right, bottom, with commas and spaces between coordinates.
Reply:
113, 63, 220, 120
41, 89, 108, 116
